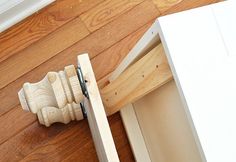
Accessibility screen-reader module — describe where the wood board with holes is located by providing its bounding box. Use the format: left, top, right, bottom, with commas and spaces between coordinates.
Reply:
112, 1, 236, 162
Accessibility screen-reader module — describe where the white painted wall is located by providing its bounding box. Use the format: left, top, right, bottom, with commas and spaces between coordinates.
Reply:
0, 0, 55, 32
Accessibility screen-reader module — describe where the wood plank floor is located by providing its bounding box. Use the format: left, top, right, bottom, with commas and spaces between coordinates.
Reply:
0, 0, 220, 161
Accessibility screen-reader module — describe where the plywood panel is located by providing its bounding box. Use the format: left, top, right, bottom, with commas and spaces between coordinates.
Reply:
134, 80, 202, 162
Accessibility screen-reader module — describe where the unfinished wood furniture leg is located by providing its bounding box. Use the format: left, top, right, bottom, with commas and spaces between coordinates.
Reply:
18, 65, 84, 127
18, 44, 172, 161
18, 43, 171, 126
19, 54, 120, 162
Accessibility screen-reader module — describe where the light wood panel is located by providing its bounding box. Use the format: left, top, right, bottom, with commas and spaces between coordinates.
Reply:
0, 0, 103, 63
134, 80, 203, 162
78, 54, 119, 162
80, 0, 144, 32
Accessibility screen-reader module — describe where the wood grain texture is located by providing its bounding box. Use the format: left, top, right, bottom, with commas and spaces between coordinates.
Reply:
161, 0, 221, 15
0, 0, 103, 63
80, 0, 144, 32
0, 113, 132, 162
64, 0, 159, 60
0, 0, 159, 117
0, 105, 36, 145
78, 54, 119, 162
152, 0, 183, 13
101, 43, 173, 115
0, 0, 221, 161
91, 21, 153, 81
0, 17, 89, 89
62, 114, 134, 162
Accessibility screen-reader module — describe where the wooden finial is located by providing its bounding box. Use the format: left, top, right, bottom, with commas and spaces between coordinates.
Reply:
18, 65, 84, 127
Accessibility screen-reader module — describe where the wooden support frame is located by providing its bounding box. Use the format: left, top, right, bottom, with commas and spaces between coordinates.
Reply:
101, 43, 172, 116
78, 54, 120, 162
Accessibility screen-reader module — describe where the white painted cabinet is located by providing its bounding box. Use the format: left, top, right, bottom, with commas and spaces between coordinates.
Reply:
115, 1, 236, 161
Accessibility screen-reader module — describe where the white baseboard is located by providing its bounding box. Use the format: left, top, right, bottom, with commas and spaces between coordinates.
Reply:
0, 0, 55, 32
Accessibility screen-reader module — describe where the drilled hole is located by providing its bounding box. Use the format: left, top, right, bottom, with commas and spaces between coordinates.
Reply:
115, 92, 117, 95
156, 65, 159, 68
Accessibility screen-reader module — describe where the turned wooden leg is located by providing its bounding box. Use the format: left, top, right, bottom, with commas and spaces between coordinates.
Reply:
18, 44, 171, 127
18, 65, 84, 127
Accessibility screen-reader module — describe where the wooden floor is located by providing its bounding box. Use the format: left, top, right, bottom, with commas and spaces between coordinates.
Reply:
0, 0, 220, 161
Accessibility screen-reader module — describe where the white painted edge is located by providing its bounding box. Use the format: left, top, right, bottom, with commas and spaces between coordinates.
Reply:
0, 0, 24, 14
157, 20, 206, 162
0, 0, 55, 32
109, 19, 161, 162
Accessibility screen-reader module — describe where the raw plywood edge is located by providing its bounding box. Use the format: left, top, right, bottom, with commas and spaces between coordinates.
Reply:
120, 104, 151, 162
78, 54, 119, 162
